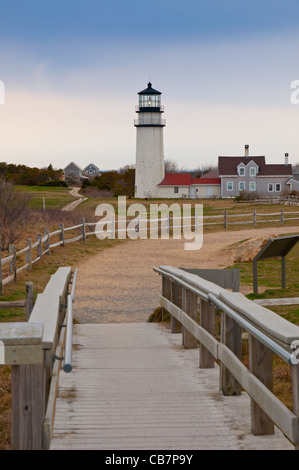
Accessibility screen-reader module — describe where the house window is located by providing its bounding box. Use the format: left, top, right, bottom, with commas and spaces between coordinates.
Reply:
249, 182, 256, 191
250, 167, 256, 176
275, 183, 281, 192
174, 187, 179, 194
227, 182, 233, 191
238, 167, 245, 176
239, 182, 245, 191
268, 183, 274, 192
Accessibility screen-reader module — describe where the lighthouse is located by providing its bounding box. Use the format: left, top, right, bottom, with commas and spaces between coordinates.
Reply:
134, 82, 165, 198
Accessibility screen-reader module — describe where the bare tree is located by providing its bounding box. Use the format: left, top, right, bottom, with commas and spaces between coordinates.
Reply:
164, 159, 185, 174
0, 180, 31, 251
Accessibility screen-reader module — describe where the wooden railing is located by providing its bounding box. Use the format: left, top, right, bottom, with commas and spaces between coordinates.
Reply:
154, 265, 299, 449
0, 266, 77, 450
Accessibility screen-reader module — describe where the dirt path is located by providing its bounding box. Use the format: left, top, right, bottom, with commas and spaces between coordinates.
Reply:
73, 225, 299, 324
62, 187, 87, 211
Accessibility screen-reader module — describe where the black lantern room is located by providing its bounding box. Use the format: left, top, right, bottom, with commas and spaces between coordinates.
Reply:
137, 82, 163, 112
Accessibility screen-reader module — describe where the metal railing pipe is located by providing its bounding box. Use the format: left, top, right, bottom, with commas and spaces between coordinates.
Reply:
63, 294, 73, 373
208, 293, 294, 365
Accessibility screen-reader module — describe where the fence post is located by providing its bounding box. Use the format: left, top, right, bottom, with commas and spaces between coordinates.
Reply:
0, 249, 2, 295
170, 281, 182, 334
224, 211, 228, 229
11, 362, 45, 450
182, 289, 198, 349
220, 312, 242, 395
162, 275, 171, 321
36, 234, 42, 261
59, 223, 65, 247
248, 334, 274, 435
80, 218, 86, 242
26, 238, 32, 270
44, 229, 50, 255
280, 208, 284, 225
199, 299, 215, 368
253, 209, 257, 226
9, 244, 17, 282
25, 282, 34, 320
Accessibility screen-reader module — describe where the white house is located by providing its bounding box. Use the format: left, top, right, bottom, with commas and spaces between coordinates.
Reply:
84, 163, 101, 177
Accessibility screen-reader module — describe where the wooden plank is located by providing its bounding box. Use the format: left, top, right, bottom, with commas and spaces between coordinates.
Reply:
183, 289, 198, 349
160, 296, 218, 358
12, 362, 45, 450
0, 301, 26, 309
249, 334, 274, 435
220, 291, 299, 347
29, 268, 72, 352
254, 298, 299, 306
218, 343, 299, 444
199, 299, 215, 368
220, 311, 242, 396
170, 282, 182, 334
43, 325, 66, 449
50, 323, 294, 450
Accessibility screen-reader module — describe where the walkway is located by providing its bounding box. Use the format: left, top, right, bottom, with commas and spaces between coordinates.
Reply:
50, 322, 293, 450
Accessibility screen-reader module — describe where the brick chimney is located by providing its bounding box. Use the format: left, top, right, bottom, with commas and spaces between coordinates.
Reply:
285, 153, 289, 165
245, 144, 249, 157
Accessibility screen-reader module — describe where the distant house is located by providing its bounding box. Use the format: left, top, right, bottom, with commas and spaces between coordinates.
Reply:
286, 165, 299, 193
64, 162, 88, 184
218, 146, 293, 198
157, 170, 221, 198
83, 163, 101, 178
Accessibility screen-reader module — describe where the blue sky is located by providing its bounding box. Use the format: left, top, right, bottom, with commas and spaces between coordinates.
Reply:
0, 0, 299, 171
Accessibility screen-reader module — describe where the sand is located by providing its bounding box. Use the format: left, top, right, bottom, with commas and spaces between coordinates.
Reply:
72, 225, 299, 324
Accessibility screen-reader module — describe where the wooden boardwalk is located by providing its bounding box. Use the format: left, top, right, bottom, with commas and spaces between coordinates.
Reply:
50, 322, 293, 450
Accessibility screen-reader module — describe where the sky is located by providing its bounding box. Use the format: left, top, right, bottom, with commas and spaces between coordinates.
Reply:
0, 0, 299, 171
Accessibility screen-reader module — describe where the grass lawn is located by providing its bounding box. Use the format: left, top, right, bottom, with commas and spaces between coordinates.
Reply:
15, 185, 75, 210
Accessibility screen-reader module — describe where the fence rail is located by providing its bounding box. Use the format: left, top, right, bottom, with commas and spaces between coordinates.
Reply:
0, 266, 77, 450
154, 265, 299, 448
1, 208, 299, 292
235, 196, 299, 205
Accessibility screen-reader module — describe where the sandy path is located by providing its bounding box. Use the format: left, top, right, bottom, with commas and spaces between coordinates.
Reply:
62, 187, 87, 211
73, 225, 299, 324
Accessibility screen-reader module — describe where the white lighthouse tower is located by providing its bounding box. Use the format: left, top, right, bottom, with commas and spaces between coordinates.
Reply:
134, 82, 165, 198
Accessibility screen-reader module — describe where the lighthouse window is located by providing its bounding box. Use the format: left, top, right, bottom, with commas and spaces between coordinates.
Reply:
139, 95, 160, 108
174, 187, 179, 194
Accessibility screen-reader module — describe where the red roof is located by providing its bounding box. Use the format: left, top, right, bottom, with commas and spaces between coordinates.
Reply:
158, 172, 221, 186
191, 178, 221, 185
158, 173, 192, 186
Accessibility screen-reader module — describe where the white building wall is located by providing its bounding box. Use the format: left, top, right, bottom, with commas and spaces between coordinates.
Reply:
156, 186, 190, 199
135, 126, 165, 198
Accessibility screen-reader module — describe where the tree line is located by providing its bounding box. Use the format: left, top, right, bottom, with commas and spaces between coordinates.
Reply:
0, 162, 66, 186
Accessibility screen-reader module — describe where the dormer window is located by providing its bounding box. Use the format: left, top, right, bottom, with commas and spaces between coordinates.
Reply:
250, 167, 257, 177
238, 167, 245, 176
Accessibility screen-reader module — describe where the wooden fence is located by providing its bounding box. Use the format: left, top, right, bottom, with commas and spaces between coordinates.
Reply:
0, 281, 34, 319
235, 196, 299, 205
1, 208, 299, 293
154, 265, 299, 449
0, 266, 76, 450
